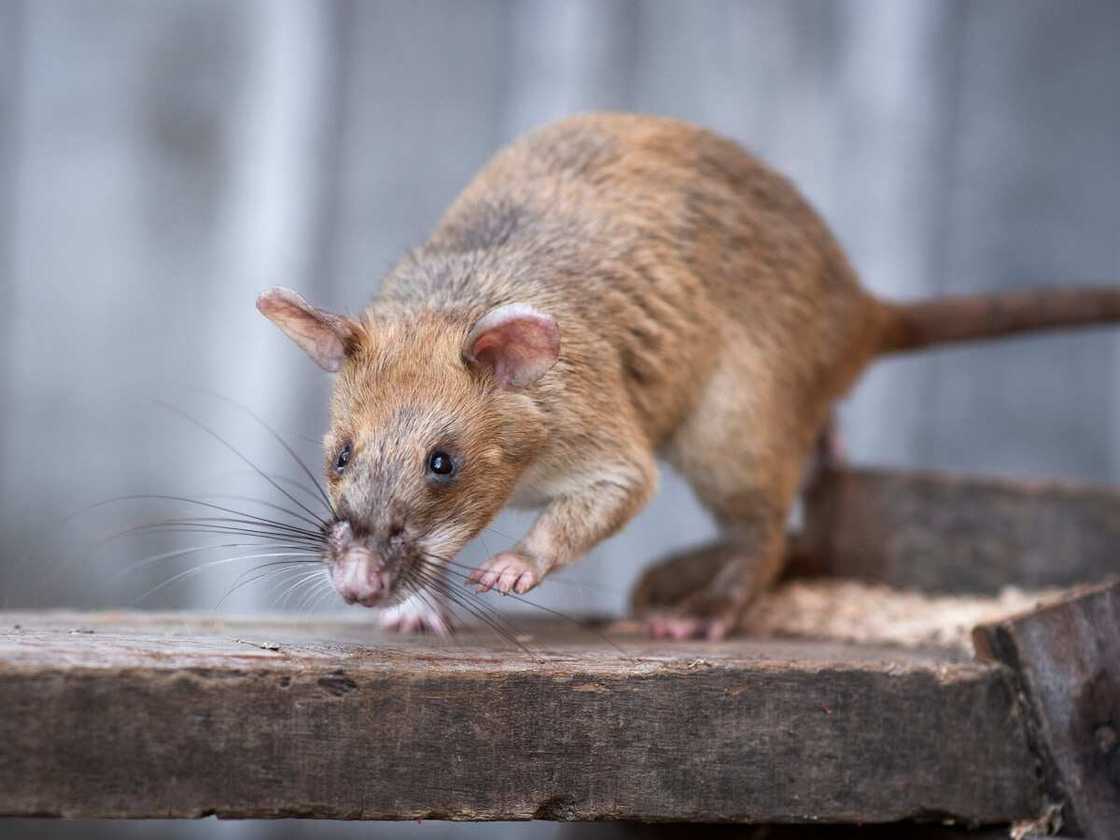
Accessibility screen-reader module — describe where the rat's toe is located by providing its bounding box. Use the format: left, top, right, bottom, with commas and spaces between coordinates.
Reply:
476, 552, 540, 595
513, 571, 537, 594
643, 611, 732, 640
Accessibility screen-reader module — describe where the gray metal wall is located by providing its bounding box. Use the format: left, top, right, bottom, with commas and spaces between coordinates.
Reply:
2, 0, 1118, 621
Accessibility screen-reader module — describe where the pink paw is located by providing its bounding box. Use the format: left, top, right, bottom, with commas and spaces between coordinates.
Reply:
468, 552, 541, 594
645, 613, 732, 641
377, 595, 453, 635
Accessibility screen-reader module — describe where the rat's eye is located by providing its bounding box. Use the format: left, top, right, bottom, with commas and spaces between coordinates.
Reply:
334, 443, 352, 474
427, 450, 455, 477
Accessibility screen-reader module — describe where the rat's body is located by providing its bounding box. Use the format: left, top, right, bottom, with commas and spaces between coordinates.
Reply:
259, 113, 1120, 638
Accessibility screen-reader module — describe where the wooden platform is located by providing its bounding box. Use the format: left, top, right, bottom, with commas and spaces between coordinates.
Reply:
1, 466, 1117, 832
0, 610, 1038, 824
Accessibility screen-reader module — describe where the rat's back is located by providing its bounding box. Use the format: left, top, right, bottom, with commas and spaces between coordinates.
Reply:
384, 113, 883, 443
263, 113, 1120, 641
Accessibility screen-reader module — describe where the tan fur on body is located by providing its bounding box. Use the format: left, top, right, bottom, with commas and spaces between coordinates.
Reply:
258, 113, 1120, 638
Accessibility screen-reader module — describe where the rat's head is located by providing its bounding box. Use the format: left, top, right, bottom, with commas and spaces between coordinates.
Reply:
256, 287, 558, 608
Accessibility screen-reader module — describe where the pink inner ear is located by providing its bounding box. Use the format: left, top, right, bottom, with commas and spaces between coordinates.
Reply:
467, 305, 559, 389
256, 287, 354, 372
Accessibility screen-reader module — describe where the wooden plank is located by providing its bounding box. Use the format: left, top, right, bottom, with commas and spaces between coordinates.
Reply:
0, 611, 1040, 823
974, 580, 1120, 840
610, 827, 1052, 840
794, 466, 1120, 593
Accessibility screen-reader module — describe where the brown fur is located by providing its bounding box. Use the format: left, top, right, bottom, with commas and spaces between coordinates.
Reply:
259, 113, 1120, 638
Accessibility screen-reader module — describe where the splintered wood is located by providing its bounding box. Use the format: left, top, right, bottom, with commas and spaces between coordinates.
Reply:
975, 581, 1120, 839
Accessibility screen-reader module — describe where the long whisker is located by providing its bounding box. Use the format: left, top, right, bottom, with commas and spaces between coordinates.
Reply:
412, 568, 524, 645
188, 389, 335, 516
419, 553, 626, 655
115, 526, 323, 545
109, 540, 314, 582
124, 515, 323, 540
106, 529, 322, 556
295, 572, 332, 609
274, 568, 330, 609
154, 399, 328, 525
51, 506, 321, 596
81, 504, 327, 548
218, 560, 323, 608
102, 517, 325, 546
63, 493, 325, 533
296, 576, 334, 613
215, 565, 320, 611
225, 558, 320, 589
404, 584, 461, 639
266, 474, 328, 509
480, 523, 521, 543
440, 556, 624, 593
251, 564, 315, 593
406, 564, 531, 654
196, 494, 326, 531
308, 581, 339, 612
413, 579, 525, 652
33, 495, 320, 600
133, 551, 321, 604
203, 470, 330, 509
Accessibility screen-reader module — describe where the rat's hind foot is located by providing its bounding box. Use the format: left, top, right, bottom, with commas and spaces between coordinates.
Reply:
631, 541, 775, 640
630, 542, 735, 614
377, 593, 454, 635
469, 551, 542, 594
640, 579, 744, 641
644, 609, 736, 641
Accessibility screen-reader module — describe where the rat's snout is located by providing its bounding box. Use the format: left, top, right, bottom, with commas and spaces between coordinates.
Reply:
326, 519, 401, 607
333, 545, 388, 606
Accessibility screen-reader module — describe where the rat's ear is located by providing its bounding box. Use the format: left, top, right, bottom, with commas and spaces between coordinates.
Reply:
464, 303, 560, 389
256, 287, 359, 372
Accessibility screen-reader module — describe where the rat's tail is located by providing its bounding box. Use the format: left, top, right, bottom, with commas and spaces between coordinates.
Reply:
877, 285, 1120, 355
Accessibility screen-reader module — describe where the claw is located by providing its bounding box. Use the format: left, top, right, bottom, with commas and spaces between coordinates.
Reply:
473, 552, 541, 595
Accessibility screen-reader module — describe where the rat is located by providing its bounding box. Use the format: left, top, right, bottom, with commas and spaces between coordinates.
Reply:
257, 112, 1120, 639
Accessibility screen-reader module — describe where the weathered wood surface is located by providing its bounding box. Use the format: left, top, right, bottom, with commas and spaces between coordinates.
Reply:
795, 467, 1120, 594
0, 611, 1040, 823
974, 580, 1120, 840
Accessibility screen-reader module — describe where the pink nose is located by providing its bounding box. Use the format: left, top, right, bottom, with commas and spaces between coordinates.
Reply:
333, 548, 386, 607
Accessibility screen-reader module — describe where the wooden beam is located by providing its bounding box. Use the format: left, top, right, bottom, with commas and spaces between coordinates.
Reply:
794, 467, 1120, 593
974, 580, 1120, 840
0, 611, 1040, 824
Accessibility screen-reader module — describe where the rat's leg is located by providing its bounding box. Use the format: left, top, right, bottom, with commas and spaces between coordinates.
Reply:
633, 367, 817, 640
632, 410, 843, 628
633, 512, 788, 640
470, 450, 657, 595
378, 575, 454, 635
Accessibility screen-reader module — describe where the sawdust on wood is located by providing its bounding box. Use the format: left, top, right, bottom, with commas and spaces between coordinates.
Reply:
743, 578, 1065, 653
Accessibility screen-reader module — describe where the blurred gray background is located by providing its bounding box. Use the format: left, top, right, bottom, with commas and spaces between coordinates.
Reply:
0, 0, 1117, 835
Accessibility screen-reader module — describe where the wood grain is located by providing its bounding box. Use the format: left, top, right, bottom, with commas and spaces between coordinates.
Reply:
0, 611, 1040, 823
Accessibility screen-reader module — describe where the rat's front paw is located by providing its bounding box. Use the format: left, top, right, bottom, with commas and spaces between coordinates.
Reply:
469, 552, 542, 594
377, 593, 454, 635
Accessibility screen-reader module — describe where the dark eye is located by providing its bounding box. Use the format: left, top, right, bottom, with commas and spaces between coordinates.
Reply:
427, 450, 454, 477
334, 443, 352, 474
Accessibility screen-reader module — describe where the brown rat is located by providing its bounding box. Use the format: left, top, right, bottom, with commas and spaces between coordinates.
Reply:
257, 113, 1120, 638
